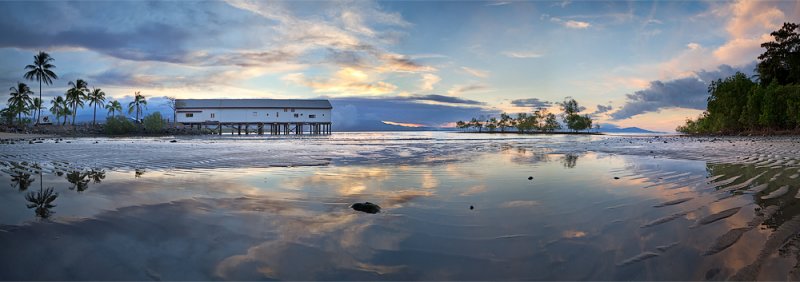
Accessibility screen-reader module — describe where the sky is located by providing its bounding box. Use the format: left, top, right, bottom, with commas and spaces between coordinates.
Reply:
1, 0, 798, 132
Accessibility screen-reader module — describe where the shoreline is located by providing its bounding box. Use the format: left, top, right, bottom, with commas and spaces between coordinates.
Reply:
455, 131, 605, 135
0, 132, 55, 140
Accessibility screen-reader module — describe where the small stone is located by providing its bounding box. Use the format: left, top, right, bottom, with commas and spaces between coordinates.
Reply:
170, 140, 177, 143
614, 177, 620, 180
352, 202, 381, 214
528, 176, 533, 180
470, 205, 474, 210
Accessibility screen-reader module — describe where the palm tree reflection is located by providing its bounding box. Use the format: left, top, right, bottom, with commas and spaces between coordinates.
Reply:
66, 171, 90, 192
25, 186, 58, 219
88, 169, 106, 184
10, 170, 35, 191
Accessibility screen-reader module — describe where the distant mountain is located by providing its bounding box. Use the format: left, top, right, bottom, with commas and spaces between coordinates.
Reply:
598, 124, 662, 134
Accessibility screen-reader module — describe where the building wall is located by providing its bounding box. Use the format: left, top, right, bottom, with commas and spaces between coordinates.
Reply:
176, 108, 331, 124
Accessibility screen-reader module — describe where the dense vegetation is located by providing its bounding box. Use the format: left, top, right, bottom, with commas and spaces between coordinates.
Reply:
456, 97, 594, 133
678, 22, 800, 134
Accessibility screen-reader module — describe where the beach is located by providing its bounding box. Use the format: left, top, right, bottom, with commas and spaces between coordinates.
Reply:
1, 132, 799, 280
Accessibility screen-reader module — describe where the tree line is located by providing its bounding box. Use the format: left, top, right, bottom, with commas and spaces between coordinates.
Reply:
677, 22, 800, 134
3, 51, 174, 133
456, 97, 595, 133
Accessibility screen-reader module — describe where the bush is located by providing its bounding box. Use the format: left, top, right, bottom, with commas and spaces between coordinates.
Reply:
142, 112, 165, 133
105, 116, 136, 135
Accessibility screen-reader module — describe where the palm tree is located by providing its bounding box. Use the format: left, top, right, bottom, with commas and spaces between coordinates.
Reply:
127, 91, 147, 122
23, 51, 58, 124
87, 88, 106, 125
49, 96, 68, 125
8, 82, 33, 125
105, 100, 122, 118
66, 79, 88, 125
60, 106, 71, 125
31, 97, 44, 123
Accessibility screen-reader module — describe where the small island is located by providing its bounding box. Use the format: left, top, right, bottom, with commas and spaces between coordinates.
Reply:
455, 97, 600, 134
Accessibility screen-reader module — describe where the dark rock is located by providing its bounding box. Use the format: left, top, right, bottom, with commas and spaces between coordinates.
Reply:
170, 140, 177, 143
704, 268, 720, 280
34, 141, 42, 143
528, 176, 533, 180
614, 177, 620, 180
470, 205, 474, 210
352, 202, 381, 214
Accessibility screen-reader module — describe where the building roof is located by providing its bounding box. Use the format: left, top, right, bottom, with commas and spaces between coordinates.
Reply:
175, 99, 332, 109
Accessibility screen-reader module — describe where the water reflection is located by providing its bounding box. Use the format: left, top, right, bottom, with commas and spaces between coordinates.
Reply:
66, 171, 90, 192
2, 143, 800, 280
10, 170, 34, 191
25, 186, 58, 219
561, 153, 579, 168
88, 169, 105, 184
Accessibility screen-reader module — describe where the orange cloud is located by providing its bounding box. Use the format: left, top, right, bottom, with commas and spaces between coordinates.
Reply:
381, 120, 425, 127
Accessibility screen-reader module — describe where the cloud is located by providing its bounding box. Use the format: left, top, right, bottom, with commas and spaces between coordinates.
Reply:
0, 0, 431, 95
712, 1, 787, 67
485, 1, 511, 6
552, 0, 572, 8
447, 83, 488, 95
460, 67, 489, 78
546, 15, 591, 29
593, 104, 613, 115
419, 74, 440, 91
590, 104, 613, 118
502, 51, 543, 58
282, 69, 398, 95
377, 53, 437, 73
381, 121, 424, 127
611, 63, 754, 120
401, 94, 485, 105
510, 98, 552, 108
564, 20, 591, 29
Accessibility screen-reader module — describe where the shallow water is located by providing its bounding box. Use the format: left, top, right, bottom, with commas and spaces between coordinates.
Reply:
1, 132, 800, 280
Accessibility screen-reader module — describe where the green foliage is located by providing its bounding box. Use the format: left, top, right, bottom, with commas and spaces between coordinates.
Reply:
458, 97, 588, 133
705, 72, 756, 132
105, 116, 136, 135
542, 113, 561, 131
679, 22, 800, 134
143, 112, 165, 133
757, 22, 800, 86
559, 97, 592, 132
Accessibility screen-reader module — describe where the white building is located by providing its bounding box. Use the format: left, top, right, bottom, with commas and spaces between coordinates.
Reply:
175, 99, 332, 134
